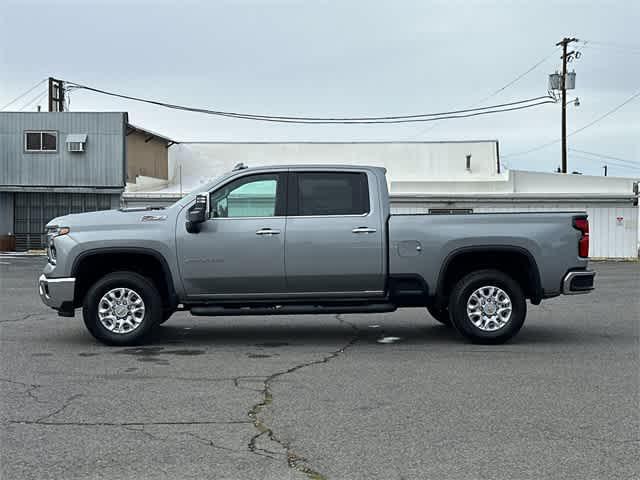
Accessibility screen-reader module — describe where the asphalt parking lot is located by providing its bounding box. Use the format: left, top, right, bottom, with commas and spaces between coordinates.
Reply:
0, 257, 638, 480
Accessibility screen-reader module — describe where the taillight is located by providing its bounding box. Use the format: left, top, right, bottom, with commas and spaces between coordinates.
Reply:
572, 216, 589, 258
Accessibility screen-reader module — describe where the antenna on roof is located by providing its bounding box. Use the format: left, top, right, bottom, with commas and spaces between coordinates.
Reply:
232, 162, 248, 171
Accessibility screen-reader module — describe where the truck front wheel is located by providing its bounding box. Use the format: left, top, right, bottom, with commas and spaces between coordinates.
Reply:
82, 272, 162, 346
448, 269, 526, 344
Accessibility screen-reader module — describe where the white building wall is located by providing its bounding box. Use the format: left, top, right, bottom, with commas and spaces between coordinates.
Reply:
169, 141, 502, 190
512, 170, 636, 194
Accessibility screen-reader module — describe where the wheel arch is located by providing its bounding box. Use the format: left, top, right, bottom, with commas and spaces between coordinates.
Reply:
71, 247, 178, 310
436, 246, 543, 306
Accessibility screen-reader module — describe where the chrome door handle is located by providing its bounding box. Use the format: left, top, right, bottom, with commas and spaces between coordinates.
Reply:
352, 227, 377, 234
256, 228, 281, 235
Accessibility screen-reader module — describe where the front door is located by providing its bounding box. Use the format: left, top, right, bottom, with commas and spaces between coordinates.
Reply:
284, 171, 384, 295
177, 172, 287, 298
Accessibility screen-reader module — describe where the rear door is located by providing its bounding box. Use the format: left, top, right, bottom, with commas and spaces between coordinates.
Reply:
284, 170, 384, 295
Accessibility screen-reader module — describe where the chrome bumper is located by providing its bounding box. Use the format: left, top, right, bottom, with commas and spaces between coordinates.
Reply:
562, 270, 595, 295
38, 274, 75, 309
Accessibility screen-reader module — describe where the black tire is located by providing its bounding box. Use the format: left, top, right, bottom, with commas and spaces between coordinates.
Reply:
82, 271, 162, 346
426, 304, 452, 326
448, 269, 526, 344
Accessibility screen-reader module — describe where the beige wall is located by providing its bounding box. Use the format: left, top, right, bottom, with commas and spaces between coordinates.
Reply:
126, 131, 168, 181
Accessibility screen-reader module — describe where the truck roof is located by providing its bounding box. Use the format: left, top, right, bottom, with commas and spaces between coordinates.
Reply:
232, 164, 387, 174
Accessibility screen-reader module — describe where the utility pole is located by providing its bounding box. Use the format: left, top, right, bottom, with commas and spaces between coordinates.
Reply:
555, 37, 578, 173
48, 77, 65, 112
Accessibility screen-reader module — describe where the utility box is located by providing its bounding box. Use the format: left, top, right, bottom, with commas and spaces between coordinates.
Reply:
0, 234, 16, 252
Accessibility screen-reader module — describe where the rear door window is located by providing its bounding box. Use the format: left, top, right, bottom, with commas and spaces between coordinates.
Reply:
294, 172, 369, 216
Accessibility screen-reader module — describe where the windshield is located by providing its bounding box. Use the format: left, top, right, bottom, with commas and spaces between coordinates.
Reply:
169, 170, 237, 208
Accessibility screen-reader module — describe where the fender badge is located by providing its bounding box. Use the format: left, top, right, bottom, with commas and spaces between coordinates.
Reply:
141, 215, 167, 222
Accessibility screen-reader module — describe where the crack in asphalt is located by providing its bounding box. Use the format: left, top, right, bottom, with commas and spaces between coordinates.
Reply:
531, 422, 640, 445
32, 394, 84, 423
246, 314, 362, 480
7, 419, 252, 427
179, 431, 252, 455
0, 378, 49, 405
4, 313, 365, 477
0, 313, 47, 324
120, 424, 159, 441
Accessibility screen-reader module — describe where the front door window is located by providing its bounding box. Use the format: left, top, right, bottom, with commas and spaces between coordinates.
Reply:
210, 174, 280, 218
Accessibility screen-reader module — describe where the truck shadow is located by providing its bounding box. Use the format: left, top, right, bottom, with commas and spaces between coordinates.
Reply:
149, 322, 461, 347
143, 321, 629, 348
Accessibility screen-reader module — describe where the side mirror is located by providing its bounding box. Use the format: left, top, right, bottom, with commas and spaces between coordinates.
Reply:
186, 195, 208, 233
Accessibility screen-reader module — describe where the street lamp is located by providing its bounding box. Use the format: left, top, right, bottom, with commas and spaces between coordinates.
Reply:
566, 97, 580, 107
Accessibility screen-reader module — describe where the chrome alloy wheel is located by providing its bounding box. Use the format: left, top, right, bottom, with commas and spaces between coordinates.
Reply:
98, 288, 146, 334
466, 285, 512, 332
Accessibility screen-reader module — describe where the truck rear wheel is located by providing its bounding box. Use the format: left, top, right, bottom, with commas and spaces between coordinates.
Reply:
426, 305, 451, 326
448, 269, 526, 344
82, 271, 162, 346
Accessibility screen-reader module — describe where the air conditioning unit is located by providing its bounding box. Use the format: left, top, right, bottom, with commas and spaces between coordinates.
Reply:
65, 133, 87, 153
67, 141, 85, 152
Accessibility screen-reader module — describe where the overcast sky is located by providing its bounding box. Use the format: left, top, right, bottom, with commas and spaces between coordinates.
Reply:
1, 0, 638, 176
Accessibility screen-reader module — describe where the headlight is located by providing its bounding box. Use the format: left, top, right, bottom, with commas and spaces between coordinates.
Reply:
45, 226, 70, 265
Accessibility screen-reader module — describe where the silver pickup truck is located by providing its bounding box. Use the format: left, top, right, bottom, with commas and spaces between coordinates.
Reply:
39, 164, 595, 345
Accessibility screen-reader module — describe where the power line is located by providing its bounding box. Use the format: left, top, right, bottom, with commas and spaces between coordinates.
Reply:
569, 152, 640, 172
410, 48, 559, 138
581, 39, 640, 53
569, 148, 640, 167
578, 45, 640, 57
569, 90, 640, 136
62, 79, 556, 124
475, 49, 561, 105
18, 90, 48, 111
0, 79, 47, 110
502, 90, 640, 158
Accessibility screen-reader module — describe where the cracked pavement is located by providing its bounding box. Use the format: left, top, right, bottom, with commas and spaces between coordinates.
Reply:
1, 257, 638, 479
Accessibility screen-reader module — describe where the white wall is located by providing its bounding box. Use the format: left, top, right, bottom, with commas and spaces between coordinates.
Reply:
168, 141, 502, 189
512, 170, 637, 194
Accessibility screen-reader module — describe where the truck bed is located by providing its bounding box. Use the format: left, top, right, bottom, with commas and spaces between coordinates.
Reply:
388, 211, 588, 298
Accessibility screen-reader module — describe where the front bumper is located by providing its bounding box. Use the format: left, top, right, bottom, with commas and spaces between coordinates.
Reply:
38, 274, 75, 309
562, 270, 595, 295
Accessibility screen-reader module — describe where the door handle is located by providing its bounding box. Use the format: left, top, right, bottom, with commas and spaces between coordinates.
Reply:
352, 227, 377, 234
256, 228, 281, 236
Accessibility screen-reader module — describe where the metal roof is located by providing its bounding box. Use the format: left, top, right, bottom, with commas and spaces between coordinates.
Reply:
126, 123, 176, 145
66, 133, 87, 143
177, 140, 499, 145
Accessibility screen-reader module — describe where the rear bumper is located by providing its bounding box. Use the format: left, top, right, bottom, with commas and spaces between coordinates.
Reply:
562, 270, 595, 295
38, 274, 75, 309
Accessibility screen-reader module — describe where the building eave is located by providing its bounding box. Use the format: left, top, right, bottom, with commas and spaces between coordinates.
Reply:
126, 123, 177, 146
0, 186, 124, 194
391, 193, 638, 203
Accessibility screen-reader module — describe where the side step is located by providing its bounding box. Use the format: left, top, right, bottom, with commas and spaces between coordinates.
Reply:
190, 303, 397, 317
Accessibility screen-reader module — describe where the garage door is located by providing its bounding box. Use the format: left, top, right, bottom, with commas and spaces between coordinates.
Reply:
13, 192, 115, 251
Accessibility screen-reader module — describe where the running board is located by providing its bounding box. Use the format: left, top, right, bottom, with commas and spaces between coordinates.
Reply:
190, 303, 396, 316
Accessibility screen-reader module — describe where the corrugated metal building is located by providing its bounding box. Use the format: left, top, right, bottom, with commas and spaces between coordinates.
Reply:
0, 112, 174, 250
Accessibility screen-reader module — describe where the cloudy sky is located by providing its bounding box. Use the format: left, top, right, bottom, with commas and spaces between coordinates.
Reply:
1, 0, 638, 176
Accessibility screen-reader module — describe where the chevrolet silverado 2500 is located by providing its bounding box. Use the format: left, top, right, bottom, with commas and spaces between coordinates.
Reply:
39, 164, 595, 345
